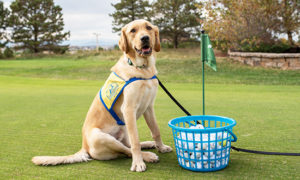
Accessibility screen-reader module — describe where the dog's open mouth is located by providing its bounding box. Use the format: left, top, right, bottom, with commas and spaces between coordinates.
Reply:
135, 45, 152, 56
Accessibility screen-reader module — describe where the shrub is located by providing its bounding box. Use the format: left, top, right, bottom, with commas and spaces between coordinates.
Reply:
161, 42, 174, 48
53, 45, 69, 54
0, 50, 3, 59
4, 47, 14, 58
113, 44, 119, 50
211, 39, 230, 52
178, 40, 200, 48
262, 43, 291, 53
235, 37, 292, 53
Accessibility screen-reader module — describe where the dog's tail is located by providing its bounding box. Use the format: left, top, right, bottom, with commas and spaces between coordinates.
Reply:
32, 149, 91, 166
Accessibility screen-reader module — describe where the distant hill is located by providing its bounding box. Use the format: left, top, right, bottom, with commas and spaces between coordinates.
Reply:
62, 38, 118, 49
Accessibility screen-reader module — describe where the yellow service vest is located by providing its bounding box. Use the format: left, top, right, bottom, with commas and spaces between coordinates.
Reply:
99, 72, 157, 125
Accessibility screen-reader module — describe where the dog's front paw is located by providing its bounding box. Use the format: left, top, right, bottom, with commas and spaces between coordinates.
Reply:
157, 144, 173, 153
142, 151, 159, 163
130, 160, 146, 172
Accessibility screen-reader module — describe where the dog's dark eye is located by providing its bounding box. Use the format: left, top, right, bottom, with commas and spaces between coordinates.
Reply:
130, 28, 136, 33
146, 26, 152, 30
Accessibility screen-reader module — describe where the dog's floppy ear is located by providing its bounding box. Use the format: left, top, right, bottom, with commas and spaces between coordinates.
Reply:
119, 27, 129, 53
154, 26, 161, 52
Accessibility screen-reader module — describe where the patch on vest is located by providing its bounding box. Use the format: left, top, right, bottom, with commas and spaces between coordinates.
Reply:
101, 73, 126, 109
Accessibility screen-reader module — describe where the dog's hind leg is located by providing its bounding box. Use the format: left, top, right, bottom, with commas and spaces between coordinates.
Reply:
141, 141, 156, 149
119, 128, 155, 149
87, 128, 159, 163
120, 132, 156, 149
87, 128, 131, 160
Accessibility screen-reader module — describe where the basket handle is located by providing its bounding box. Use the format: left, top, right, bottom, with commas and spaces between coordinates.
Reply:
225, 128, 237, 142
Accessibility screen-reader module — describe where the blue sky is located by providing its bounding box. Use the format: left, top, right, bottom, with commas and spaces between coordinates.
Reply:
3, 0, 120, 47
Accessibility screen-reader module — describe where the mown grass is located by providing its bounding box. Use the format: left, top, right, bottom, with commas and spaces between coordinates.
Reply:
0, 49, 299, 179
1, 49, 299, 85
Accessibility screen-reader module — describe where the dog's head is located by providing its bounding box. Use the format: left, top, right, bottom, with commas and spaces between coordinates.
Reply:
119, 20, 160, 57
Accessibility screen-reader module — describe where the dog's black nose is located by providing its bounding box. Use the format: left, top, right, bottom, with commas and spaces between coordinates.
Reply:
141, 35, 149, 42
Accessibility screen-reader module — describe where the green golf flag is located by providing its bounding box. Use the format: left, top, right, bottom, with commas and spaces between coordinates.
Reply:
201, 34, 217, 71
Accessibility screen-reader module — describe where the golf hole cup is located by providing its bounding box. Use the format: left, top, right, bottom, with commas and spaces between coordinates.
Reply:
168, 115, 237, 172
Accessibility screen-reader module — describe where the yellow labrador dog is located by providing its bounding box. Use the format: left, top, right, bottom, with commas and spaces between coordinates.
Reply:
32, 19, 172, 172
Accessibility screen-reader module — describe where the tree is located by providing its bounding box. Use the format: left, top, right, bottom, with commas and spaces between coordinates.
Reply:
110, 0, 152, 33
0, 1, 9, 48
200, 0, 281, 51
9, 0, 70, 53
201, 0, 300, 51
278, 0, 300, 45
153, 0, 202, 48
4, 47, 13, 58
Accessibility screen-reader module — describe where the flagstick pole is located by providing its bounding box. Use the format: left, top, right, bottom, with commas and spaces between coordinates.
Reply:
202, 52, 205, 116
201, 30, 205, 116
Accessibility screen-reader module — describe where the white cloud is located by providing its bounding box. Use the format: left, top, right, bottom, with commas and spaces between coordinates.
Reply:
56, 0, 120, 46
63, 13, 118, 41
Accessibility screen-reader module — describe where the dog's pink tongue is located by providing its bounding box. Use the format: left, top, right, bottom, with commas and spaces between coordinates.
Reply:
142, 48, 150, 52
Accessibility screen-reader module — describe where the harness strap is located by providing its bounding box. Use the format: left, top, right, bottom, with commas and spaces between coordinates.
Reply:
100, 72, 157, 126
99, 90, 125, 125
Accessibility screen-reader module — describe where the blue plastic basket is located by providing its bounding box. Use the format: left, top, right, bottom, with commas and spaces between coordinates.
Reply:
168, 115, 237, 172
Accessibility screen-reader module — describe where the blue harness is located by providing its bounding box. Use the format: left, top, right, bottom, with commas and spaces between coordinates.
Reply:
99, 72, 157, 125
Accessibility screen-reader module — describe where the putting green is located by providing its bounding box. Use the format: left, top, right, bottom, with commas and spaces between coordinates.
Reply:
0, 75, 299, 179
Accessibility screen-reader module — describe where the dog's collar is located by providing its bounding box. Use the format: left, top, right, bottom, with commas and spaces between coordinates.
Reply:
127, 57, 147, 69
